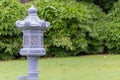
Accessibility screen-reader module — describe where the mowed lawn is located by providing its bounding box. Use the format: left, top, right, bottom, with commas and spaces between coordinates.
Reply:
0, 55, 120, 80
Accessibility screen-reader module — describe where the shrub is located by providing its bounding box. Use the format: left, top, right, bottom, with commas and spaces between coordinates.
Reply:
0, 0, 106, 60
105, 0, 120, 53
33, 0, 105, 56
0, 0, 27, 60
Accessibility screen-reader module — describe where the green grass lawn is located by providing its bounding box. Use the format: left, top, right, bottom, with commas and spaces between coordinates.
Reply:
0, 55, 120, 80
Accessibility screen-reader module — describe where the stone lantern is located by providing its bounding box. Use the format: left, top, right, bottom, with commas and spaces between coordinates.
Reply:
16, 5, 50, 80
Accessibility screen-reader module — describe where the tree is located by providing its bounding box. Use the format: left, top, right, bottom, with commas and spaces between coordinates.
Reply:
76, 0, 118, 13
0, 0, 26, 60
104, 0, 120, 53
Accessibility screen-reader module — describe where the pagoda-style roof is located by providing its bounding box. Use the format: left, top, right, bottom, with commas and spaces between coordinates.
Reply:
16, 5, 50, 30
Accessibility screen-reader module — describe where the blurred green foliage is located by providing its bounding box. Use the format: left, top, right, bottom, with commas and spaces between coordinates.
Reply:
76, 0, 118, 13
33, 0, 105, 56
0, 0, 120, 60
0, 0, 27, 60
104, 0, 120, 53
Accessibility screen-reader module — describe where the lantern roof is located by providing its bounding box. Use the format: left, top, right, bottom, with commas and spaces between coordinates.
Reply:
16, 5, 50, 30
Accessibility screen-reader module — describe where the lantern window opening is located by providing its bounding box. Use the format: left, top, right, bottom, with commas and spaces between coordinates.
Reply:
23, 36, 29, 46
31, 36, 39, 45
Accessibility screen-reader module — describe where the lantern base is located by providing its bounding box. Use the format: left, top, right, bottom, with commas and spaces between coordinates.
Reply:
20, 48, 46, 56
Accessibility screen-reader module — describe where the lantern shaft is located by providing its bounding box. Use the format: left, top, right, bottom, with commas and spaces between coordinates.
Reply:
28, 57, 38, 80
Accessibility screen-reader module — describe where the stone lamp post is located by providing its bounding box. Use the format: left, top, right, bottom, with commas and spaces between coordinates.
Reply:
16, 5, 50, 80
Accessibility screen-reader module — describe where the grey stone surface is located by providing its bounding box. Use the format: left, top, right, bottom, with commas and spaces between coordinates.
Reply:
18, 76, 28, 80
16, 5, 50, 56
16, 5, 50, 80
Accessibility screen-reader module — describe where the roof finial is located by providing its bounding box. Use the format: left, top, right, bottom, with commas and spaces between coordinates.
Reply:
28, 5, 37, 15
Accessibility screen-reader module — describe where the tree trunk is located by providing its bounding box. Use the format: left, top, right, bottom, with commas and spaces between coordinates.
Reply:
20, 0, 29, 3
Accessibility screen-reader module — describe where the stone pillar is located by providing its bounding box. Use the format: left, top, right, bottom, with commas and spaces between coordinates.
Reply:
27, 57, 38, 80
16, 5, 50, 80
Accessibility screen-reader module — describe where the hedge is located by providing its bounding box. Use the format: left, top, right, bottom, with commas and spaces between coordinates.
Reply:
104, 0, 120, 53
33, 0, 105, 56
0, 0, 26, 60
0, 0, 106, 60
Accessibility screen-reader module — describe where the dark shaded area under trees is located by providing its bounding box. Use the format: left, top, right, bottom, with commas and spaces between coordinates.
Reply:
76, 0, 118, 13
